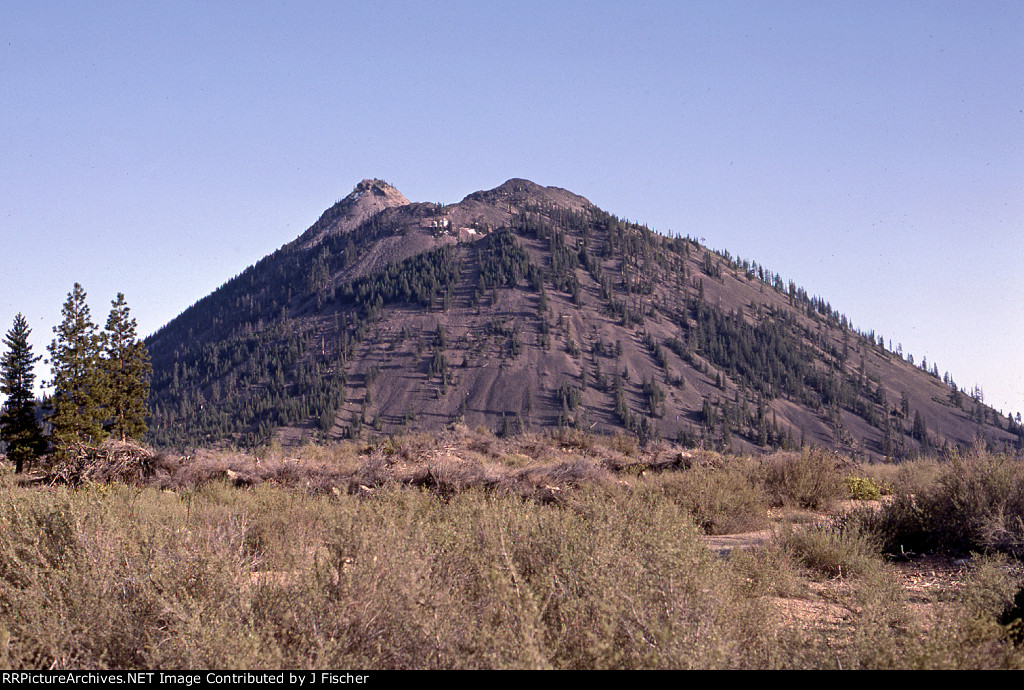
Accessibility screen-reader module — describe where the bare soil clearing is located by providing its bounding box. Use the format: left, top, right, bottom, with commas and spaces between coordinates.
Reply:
702, 497, 999, 641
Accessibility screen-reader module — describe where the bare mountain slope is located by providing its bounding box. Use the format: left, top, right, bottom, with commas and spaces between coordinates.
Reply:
145, 179, 1023, 457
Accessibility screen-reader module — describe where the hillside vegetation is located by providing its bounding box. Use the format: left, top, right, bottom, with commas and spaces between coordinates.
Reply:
144, 179, 1023, 457
2, 430, 1023, 669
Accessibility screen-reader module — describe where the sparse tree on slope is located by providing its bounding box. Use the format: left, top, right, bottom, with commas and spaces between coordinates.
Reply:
102, 293, 152, 441
912, 410, 929, 449
47, 283, 106, 455
1, 314, 47, 472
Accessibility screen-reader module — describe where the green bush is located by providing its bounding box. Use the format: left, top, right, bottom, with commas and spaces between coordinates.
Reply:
846, 476, 883, 501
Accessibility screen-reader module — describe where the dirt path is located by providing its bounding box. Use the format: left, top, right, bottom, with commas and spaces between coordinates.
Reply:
702, 499, 889, 555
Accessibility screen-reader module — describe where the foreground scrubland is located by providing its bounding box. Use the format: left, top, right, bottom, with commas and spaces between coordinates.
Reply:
1, 428, 1023, 669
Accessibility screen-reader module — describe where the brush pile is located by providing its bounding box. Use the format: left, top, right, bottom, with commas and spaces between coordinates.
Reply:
48, 439, 158, 486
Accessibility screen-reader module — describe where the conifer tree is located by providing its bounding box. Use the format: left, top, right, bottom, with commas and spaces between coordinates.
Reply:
102, 293, 152, 441
1, 314, 47, 472
912, 410, 929, 448
47, 283, 106, 454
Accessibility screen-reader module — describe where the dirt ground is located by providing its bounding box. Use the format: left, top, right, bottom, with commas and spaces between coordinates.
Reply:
700, 499, 987, 641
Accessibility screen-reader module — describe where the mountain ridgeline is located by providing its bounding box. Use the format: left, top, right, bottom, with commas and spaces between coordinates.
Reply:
144, 178, 1023, 458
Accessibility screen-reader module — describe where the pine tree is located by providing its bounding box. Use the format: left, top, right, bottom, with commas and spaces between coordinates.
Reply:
102, 293, 152, 441
1, 314, 47, 472
912, 410, 929, 448
47, 283, 106, 454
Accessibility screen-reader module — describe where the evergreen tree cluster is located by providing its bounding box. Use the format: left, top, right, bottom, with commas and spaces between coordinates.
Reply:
0, 285, 151, 470
148, 323, 347, 448
341, 245, 460, 318
476, 227, 540, 291
47, 285, 152, 456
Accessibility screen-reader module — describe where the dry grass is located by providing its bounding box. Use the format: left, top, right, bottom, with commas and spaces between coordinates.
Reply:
2, 432, 1023, 669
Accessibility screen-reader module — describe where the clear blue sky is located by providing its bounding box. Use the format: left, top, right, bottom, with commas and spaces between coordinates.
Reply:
2, 1, 1022, 415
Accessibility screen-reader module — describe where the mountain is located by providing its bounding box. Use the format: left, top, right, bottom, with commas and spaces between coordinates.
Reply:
296, 178, 412, 248
144, 178, 1023, 458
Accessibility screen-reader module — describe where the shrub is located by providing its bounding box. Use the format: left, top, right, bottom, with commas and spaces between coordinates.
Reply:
761, 448, 846, 510
4, 436, 1023, 669
999, 586, 1024, 646
846, 476, 882, 501
928, 453, 1024, 556
607, 432, 638, 457
901, 555, 1024, 669
656, 466, 769, 535
726, 542, 806, 599
778, 517, 882, 579
863, 451, 1024, 557
0, 481, 791, 669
